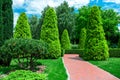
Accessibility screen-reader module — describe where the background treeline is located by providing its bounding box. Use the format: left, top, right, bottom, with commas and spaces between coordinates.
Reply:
29, 1, 120, 48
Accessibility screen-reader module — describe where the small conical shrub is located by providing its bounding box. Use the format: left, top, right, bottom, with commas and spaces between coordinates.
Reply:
14, 12, 32, 39
61, 29, 71, 50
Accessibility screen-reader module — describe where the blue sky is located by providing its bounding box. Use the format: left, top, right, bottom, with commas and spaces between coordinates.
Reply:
13, 0, 120, 26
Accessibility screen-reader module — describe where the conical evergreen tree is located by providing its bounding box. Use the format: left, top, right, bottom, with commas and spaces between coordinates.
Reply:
0, 0, 13, 46
0, 0, 3, 46
41, 7, 61, 58
61, 29, 71, 50
2, 0, 13, 40
14, 12, 32, 39
84, 6, 109, 60
78, 28, 86, 49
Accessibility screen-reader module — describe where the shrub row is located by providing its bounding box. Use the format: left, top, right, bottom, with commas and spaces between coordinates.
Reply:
65, 49, 84, 56
109, 48, 120, 57
64, 48, 120, 58
2, 70, 47, 80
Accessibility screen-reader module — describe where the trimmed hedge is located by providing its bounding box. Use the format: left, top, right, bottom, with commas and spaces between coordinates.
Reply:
65, 49, 84, 56
64, 48, 120, 58
109, 48, 120, 57
2, 70, 47, 80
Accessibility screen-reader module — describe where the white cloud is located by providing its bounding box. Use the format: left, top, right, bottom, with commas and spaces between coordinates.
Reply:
24, 0, 89, 15
67, 0, 89, 8
104, 0, 120, 4
13, 0, 25, 8
13, 0, 90, 25
14, 13, 19, 27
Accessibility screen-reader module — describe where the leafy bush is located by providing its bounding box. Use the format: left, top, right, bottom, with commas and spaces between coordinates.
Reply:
0, 50, 12, 66
109, 48, 120, 57
40, 7, 61, 59
61, 29, 71, 50
2, 70, 47, 80
0, 38, 48, 70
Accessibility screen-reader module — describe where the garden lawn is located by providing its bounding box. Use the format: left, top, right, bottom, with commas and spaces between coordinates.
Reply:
38, 58, 68, 80
0, 58, 67, 80
89, 58, 120, 78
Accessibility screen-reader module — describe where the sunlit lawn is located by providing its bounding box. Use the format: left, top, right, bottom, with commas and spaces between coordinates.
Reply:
89, 58, 120, 78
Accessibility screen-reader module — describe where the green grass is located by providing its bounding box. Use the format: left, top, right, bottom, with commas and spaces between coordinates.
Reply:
0, 58, 67, 80
38, 58, 67, 80
89, 58, 120, 78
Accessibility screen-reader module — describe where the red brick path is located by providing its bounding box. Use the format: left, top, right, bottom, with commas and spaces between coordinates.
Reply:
63, 54, 120, 80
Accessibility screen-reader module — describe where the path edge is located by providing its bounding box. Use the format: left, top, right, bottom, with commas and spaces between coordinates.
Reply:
62, 57, 70, 80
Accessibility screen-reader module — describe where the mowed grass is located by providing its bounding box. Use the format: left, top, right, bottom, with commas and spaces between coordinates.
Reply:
0, 58, 67, 80
38, 58, 68, 80
89, 58, 120, 78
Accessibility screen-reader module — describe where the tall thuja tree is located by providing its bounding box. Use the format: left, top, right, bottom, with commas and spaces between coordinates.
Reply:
84, 6, 109, 60
14, 12, 32, 39
0, 0, 13, 46
78, 28, 86, 49
2, 0, 13, 41
40, 7, 61, 58
61, 29, 71, 50
37, 6, 50, 39
56, 1, 75, 40
0, 0, 3, 46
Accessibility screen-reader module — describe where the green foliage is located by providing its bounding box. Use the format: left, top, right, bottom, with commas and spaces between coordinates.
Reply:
0, 0, 13, 46
0, 38, 48, 69
102, 9, 119, 47
78, 28, 86, 49
56, 1, 75, 41
61, 29, 71, 50
2, 70, 47, 80
40, 7, 61, 58
75, 6, 91, 43
0, 0, 3, 46
65, 49, 84, 55
84, 6, 109, 60
109, 48, 120, 57
29, 15, 39, 39
14, 12, 32, 39
71, 44, 79, 49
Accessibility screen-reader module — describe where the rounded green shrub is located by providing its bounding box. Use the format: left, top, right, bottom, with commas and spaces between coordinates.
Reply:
78, 28, 86, 49
14, 12, 32, 39
84, 6, 109, 60
61, 29, 71, 50
3, 70, 47, 80
0, 38, 48, 69
40, 7, 61, 58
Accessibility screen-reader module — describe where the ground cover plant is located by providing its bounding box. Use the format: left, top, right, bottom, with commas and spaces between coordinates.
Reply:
89, 58, 120, 78
2, 70, 47, 80
0, 58, 67, 80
